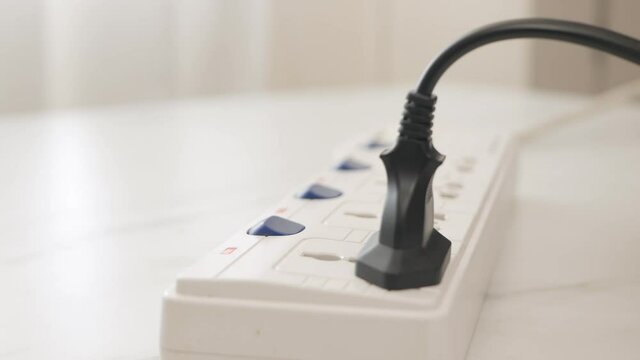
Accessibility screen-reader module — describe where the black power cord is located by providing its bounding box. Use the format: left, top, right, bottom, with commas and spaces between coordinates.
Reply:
355, 18, 640, 290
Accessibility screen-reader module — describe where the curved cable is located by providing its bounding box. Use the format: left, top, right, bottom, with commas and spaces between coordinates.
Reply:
399, 18, 640, 143
416, 18, 640, 95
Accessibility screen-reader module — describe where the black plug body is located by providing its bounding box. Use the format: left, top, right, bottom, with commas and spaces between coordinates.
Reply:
355, 92, 451, 290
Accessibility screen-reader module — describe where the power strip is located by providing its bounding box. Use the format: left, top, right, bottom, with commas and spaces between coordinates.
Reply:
160, 127, 518, 360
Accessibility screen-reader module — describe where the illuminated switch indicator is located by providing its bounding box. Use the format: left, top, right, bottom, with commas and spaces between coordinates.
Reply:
220, 247, 237, 255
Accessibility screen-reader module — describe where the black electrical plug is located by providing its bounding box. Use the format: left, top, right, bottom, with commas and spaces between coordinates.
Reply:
356, 18, 640, 290
355, 92, 450, 290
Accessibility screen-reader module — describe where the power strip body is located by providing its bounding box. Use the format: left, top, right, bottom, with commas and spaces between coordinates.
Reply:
161, 129, 517, 360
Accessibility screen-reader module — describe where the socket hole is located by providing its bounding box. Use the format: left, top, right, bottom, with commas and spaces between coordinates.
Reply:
438, 189, 459, 199
445, 181, 463, 190
301, 252, 342, 262
344, 211, 377, 219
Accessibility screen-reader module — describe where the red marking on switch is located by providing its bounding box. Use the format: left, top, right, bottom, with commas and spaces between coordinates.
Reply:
275, 207, 287, 214
221, 247, 237, 255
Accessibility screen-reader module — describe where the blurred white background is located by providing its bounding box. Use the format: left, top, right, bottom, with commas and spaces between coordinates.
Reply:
0, 0, 638, 114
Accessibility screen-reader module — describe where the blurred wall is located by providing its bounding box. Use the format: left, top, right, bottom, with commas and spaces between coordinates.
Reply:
268, 0, 532, 89
0, 0, 45, 113
0, 0, 638, 114
533, 0, 640, 93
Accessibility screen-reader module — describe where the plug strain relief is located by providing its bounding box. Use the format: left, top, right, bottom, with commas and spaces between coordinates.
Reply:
399, 91, 437, 143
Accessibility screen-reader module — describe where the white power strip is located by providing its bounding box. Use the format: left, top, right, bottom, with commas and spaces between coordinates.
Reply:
160, 127, 518, 360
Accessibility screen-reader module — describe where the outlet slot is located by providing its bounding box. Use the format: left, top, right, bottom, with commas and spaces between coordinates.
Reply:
344, 211, 377, 219
445, 181, 463, 190
324, 202, 382, 231
302, 252, 342, 262
276, 238, 363, 279
301, 251, 356, 263
438, 188, 460, 199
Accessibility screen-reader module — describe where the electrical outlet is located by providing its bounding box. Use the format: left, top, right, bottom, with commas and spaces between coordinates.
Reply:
277, 238, 361, 280
324, 202, 382, 230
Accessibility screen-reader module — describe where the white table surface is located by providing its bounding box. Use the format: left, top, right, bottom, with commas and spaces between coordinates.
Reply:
1, 83, 638, 359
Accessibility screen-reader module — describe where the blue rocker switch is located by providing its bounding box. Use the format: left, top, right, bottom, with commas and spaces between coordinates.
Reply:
297, 184, 342, 200
247, 216, 305, 236
365, 139, 391, 149
336, 158, 370, 171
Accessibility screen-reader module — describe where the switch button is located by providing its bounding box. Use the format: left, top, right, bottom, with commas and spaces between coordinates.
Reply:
247, 216, 305, 236
336, 158, 370, 171
297, 184, 343, 200
365, 139, 391, 149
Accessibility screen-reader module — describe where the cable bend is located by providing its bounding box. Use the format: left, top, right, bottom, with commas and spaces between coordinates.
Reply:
416, 18, 640, 95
